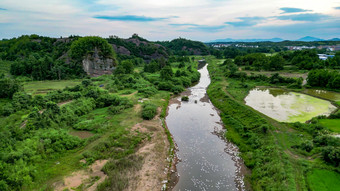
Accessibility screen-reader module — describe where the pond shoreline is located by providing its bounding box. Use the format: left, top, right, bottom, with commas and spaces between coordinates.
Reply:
256, 85, 340, 109
245, 87, 337, 123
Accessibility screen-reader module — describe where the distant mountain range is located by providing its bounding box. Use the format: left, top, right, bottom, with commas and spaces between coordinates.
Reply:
210, 36, 340, 43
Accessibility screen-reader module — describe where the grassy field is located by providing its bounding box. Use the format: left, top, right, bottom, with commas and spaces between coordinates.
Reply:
319, 119, 340, 133
307, 169, 340, 191
23, 80, 81, 95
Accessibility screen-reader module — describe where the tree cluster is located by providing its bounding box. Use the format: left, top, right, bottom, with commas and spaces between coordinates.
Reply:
307, 69, 340, 89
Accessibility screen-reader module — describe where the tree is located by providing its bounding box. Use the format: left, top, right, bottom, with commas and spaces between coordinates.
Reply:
307, 69, 330, 87
114, 60, 134, 75
160, 66, 173, 80
0, 78, 22, 98
267, 55, 284, 71
144, 60, 159, 73
70, 36, 115, 61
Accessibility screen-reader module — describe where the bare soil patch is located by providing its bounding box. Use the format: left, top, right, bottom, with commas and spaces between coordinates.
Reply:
125, 107, 170, 191
121, 91, 138, 97
54, 160, 108, 191
70, 131, 94, 139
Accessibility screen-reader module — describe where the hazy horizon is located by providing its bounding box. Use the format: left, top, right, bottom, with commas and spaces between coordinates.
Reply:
0, 0, 339, 41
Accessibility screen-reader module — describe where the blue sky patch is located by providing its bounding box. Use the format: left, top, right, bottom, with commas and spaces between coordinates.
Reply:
188, 25, 226, 31
280, 7, 311, 14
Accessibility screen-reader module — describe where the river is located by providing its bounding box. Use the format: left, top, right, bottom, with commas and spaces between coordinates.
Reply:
166, 64, 245, 191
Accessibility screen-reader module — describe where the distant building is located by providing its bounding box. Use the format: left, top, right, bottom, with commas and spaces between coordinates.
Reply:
335, 45, 340, 51
318, 54, 335, 60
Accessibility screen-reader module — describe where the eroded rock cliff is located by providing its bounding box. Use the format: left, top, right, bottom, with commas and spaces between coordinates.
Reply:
82, 47, 116, 77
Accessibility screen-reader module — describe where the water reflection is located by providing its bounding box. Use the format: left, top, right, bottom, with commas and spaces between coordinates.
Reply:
245, 88, 337, 123
166, 65, 244, 191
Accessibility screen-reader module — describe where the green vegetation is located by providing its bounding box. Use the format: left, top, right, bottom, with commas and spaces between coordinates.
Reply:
23, 80, 81, 95
319, 119, 340, 133
0, 78, 22, 98
0, 47, 200, 190
0, 59, 12, 76
107, 34, 169, 61
141, 103, 157, 120
207, 56, 340, 190
307, 169, 340, 191
234, 53, 284, 71
181, 96, 189, 101
158, 38, 209, 56
1, 34, 339, 190
307, 69, 340, 90
70, 36, 115, 60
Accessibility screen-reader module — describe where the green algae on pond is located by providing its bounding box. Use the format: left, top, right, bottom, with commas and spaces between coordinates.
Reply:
245, 88, 337, 123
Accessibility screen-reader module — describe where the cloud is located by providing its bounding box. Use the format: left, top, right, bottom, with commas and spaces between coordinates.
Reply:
225, 16, 266, 27
93, 15, 167, 22
276, 13, 329, 22
256, 19, 340, 39
334, 7, 340, 10
280, 7, 311, 14
169, 23, 199, 27
0, 8, 7, 10
188, 25, 226, 31
169, 23, 226, 32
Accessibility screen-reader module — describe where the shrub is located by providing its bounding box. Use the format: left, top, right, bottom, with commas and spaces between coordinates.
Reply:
0, 78, 22, 98
181, 96, 189, 101
171, 85, 184, 94
300, 140, 314, 152
322, 146, 340, 166
158, 81, 174, 91
141, 103, 157, 120
108, 105, 126, 115
137, 86, 158, 97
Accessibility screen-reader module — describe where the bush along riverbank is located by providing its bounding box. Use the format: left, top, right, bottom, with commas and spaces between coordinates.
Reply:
206, 57, 340, 191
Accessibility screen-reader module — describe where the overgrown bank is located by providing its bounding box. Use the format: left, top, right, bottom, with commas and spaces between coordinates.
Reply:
206, 57, 340, 191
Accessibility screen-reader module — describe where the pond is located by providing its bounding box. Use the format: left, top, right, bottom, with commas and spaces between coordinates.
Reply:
166, 64, 245, 191
244, 88, 337, 123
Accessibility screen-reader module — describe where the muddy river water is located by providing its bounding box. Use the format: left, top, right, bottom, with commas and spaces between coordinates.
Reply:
166, 64, 245, 191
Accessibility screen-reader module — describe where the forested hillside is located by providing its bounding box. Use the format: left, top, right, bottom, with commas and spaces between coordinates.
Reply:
157, 38, 210, 56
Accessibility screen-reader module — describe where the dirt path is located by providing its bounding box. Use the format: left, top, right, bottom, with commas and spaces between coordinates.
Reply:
121, 91, 138, 97
125, 106, 170, 191
58, 100, 73, 106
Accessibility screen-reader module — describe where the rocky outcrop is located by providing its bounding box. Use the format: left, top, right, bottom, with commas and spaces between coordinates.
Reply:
82, 47, 116, 77
182, 46, 202, 55
109, 36, 169, 61
112, 44, 131, 55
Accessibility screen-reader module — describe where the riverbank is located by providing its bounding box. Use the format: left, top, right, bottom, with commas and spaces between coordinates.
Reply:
166, 64, 247, 190
206, 57, 340, 191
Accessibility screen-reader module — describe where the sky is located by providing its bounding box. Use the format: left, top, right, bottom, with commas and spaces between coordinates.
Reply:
0, 0, 340, 41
